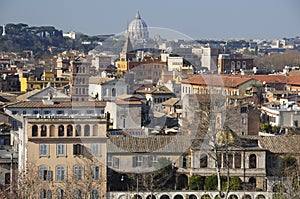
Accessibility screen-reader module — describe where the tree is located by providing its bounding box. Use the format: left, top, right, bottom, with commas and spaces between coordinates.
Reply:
189, 175, 205, 190
274, 155, 300, 198
182, 93, 230, 198
222, 176, 242, 191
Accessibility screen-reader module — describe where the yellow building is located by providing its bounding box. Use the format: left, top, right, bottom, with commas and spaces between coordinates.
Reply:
5, 91, 108, 198
20, 77, 27, 92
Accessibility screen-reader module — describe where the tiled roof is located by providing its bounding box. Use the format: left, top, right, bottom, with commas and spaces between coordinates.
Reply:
162, 98, 180, 106
287, 76, 300, 85
6, 101, 106, 108
181, 75, 254, 88
249, 75, 287, 84
115, 99, 142, 105
108, 135, 193, 153
135, 85, 173, 94
259, 135, 300, 154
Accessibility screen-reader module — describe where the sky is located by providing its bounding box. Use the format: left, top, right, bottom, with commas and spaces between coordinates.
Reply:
0, 0, 300, 40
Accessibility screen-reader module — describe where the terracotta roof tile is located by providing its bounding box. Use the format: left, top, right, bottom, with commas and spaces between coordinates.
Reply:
115, 99, 142, 105
287, 76, 300, 85
249, 75, 287, 84
182, 75, 254, 88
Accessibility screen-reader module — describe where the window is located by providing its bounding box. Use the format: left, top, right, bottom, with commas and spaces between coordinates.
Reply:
242, 61, 247, 69
22, 110, 27, 115
91, 143, 100, 155
84, 125, 90, 136
56, 189, 64, 199
217, 153, 222, 168
231, 61, 235, 70
32, 125, 38, 137
47, 190, 51, 199
92, 166, 100, 180
39, 166, 53, 181
237, 61, 241, 69
5, 173, 10, 185
182, 156, 187, 168
107, 155, 120, 168
93, 124, 98, 136
87, 110, 95, 114
249, 154, 257, 168
74, 188, 82, 199
133, 156, 143, 167
38, 189, 52, 199
56, 166, 66, 181
58, 125, 64, 136
33, 110, 39, 115
56, 110, 64, 115
73, 165, 83, 180
240, 107, 247, 113
148, 155, 158, 167
242, 117, 246, 125
67, 125, 73, 136
39, 189, 47, 199
235, 153, 242, 168
200, 154, 208, 168
228, 153, 233, 168
41, 125, 47, 137
91, 189, 99, 199
44, 110, 51, 115
57, 143, 66, 156
50, 125, 55, 137
76, 125, 81, 136
12, 110, 19, 115
73, 144, 83, 155
40, 144, 49, 156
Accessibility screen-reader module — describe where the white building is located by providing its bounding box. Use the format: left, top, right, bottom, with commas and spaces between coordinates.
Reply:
261, 102, 300, 128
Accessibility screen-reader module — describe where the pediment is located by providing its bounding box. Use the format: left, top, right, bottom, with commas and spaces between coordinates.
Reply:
27, 86, 70, 101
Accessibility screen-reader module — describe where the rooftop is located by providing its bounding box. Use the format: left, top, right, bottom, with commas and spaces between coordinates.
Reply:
181, 75, 256, 88
259, 135, 300, 154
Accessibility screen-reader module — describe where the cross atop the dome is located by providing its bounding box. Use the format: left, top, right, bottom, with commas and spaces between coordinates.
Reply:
135, 10, 141, 19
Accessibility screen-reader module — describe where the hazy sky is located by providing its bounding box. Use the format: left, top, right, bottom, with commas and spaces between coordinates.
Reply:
1, 0, 299, 40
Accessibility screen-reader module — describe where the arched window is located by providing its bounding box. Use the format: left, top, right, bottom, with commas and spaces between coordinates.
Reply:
91, 189, 98, 199
112, 88, 116, 97
74, 188, 82, 199
231, 61, 235, 71
249, 177, 256, 190
93, 124, 98, 136
40, 125, 47, 137
73, 165, 83, 180
76, 125, 81, 136
58, 125, 64, 137
200, 154, 208, 168
242, 61, 247, 69
67, 125, 73, 136
237, 61, 241, 69
50, 125, 55, 137
84, 125, 90, 136
234, 153, 241, 168
56, 188, 64, 199
32, 125, 38, 137
249, 154, 257, 168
